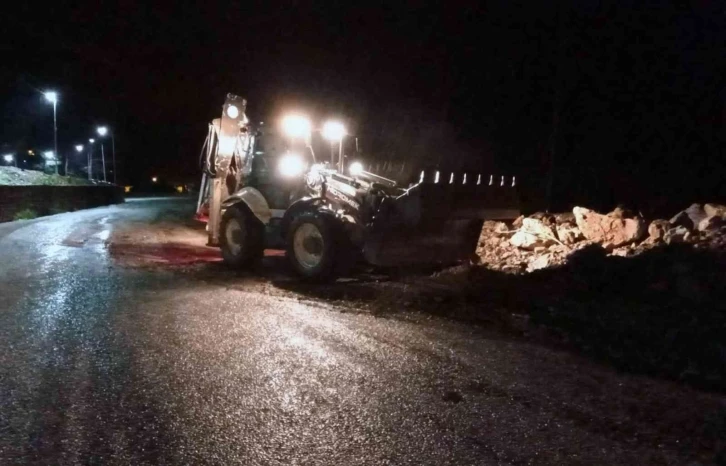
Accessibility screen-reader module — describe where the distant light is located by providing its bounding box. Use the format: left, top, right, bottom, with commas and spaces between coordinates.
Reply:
44, 91, 58, 104
322, 121, 346, 142
348, 161, 364, 177
124, 186, 132, 193
3, 154, 13, 163
89, 138, 95, 143
75, 144, 84, 152
152, 176, 158, 183
97, 126, 108, 137
43, 151, 55, 160
281, 114, 311, 139
176, 185, 184, 193
226, 105, 239, 119
278, 153, 305, 178
28, 150, 34, 155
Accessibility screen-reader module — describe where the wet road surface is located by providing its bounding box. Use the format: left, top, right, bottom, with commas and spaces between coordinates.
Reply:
0, 198, 723, 465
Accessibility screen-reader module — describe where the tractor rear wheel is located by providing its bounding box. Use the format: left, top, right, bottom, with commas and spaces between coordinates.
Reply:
220, 205, 264, 268
286, 211, 343, 281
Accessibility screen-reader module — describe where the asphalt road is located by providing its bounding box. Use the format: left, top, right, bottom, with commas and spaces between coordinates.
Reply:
0, 198, 723, 465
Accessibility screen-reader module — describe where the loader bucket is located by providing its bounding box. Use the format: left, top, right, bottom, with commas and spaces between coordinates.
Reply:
362, 171, 519, 267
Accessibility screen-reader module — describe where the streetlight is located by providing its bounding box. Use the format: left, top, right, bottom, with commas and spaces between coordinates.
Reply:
3, 154, 15, 167
96, 126, 116, 183
152, 176, 158, 183
43, 91, 59, 175
75, 144, 84, 152
88, 138, 95, 180
96, 126, 108, 182
322, 120, 346, 172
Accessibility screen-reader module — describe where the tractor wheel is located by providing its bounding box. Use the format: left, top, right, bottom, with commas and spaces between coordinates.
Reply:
286, 211, 343, 281
219, 205, 264, 268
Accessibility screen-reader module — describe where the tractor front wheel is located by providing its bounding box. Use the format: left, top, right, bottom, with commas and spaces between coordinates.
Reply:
219, 205, 264, 268
286, 211, 342, 281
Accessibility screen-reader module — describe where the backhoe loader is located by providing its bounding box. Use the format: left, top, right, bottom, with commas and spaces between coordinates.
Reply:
196, 94, 519, 280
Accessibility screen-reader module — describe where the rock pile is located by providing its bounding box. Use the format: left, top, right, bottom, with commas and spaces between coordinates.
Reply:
476, 203, 726, 273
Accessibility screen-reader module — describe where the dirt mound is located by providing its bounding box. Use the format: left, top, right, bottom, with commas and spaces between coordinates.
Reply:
476, 203, 726, 273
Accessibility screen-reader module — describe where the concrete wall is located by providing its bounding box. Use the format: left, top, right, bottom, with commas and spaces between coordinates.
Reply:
0, 186, 124, 222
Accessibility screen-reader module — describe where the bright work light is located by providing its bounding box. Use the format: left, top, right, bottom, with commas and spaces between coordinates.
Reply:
278, 153, 305, 178
348, 161, 364, 177
322, 121, 346, 141
226, 105, 239, 119
281, 114, 311, 139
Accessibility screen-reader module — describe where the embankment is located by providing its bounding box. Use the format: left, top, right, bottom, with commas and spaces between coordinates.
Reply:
0, 185, 124, 222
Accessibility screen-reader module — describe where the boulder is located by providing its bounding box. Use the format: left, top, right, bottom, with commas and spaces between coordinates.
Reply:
492, 221, 510, 235
607, 206, 635, 219
697, 215, 725, 232
664, 226, 690, 244
647, 219, 670, 242
703, 203, 726, 219
675, 203, 708, 230
510, 218, 557, 250
527, 254, 551, 272
554, 212, 576, 224
529, 212, 556, 225
573, 206, 646, 249
510, 231, 550, 250
556, 222, 583, 245
610, 247, 631, 257
669, 211, 693, 230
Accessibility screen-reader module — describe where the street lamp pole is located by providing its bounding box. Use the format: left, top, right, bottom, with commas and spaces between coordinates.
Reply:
338, 139, 343, 173
88, 138, 95, 180
96, 126, 110, 183
53, 100, 59, 175
111, 133, 116, 184
44, 91, 59, 175
100, 142, 107, 182
73, 145, 84, 177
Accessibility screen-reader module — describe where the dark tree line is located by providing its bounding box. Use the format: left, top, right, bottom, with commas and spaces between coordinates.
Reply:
355, 1, 726, 214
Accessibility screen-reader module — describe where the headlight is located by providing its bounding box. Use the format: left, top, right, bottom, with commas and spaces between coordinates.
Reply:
226, 105, 239, 119
281, 114, 311, 139
348, 161, 364, 177
278, 153, 305, 178
322, 121, 346, 141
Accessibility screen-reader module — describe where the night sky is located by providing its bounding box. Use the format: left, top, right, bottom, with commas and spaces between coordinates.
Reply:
2, 1, 725, 213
